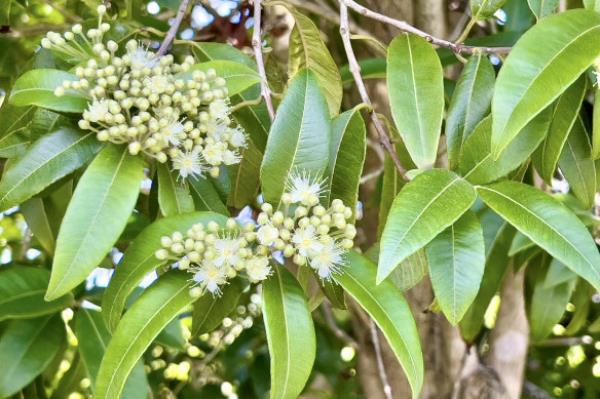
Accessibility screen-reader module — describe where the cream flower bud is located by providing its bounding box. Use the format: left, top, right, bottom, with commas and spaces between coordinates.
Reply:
72, 24, 82, 34
97, 131, 109, 141
54, 86, 65, 96
107, 40, 118, 52
283, 245, 295, 257
344, 224, 357, 239
293, 254, 307, 266
190, 287, 203, 298
317, 225, 330, 235
272, 211, 284, 225
341, 239, 354, 249
295, 206, 308, 219
283, 218, 295, 230
128, 141, 141, 155
179, 258, 190, 270
155, 249, 168, 260
161, 236, 172, 247
97, 4, 107, 14
210, 167, 220, 178
332, 199, 345, 213
172, 231, 183, 242
171, 243, 184, 254
64, 31, 74, 40
207, 221, 220, 232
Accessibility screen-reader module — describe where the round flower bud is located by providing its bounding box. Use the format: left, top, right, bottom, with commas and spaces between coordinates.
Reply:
54, 86, 65, 96
156, 152, 168, 163
207, 221, 220, 232
209, 167, 220, 178
226, 218, 237, 230
293, 254, 306, 266
171, 243, 184, 254
155, 249, 168, 260
295, 206, 308, 219
161, 236, 172, 247
179, 258, 190, 270
172, 231, 183, 242
189, 287, 203, 298
283, 244, 295, 257
320, 214, 332, 225
97, 131, 110, 141
260, 203, 273, 214
101, 23, 110, 32
272, 211, 284, 225
317, 224, 330, 235
298, 217, 310, 228
341, 239, 354, 249
279, 229, 291, 241
64, 31, 74, 40
78, 119, 90, 129
128, 141, 141, 155
313, 205, 326, 216
72, 24, 82, 34
332, 199, 345, 213
310, 216, 321, 226
274, 239, 286, 250
344, 225, 357, 239
97, 4, 107, 14
107, 40, 118, 52
283, 218, 295, 230
281, 193, 292, 204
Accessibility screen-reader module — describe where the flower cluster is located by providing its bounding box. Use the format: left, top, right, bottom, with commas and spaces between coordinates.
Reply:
155, 174, 356, 296
43, 5, 246, 179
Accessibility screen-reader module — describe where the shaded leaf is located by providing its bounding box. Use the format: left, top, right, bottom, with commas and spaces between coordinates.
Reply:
527, 0, 559, 19
189, 175, 229, 214
192, 278, 246, 336
471, 0, 507, 20
157, 163, 194, 216
183, 60, 260, 96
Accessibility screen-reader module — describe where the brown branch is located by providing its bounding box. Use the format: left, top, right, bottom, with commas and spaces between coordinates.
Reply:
339, 2, 407, 179
252, 0, 276, 121
341, 0, 511, 55
156, 0, 192, 56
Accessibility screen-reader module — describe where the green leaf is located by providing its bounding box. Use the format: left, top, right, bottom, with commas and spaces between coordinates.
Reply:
0, 128, 102, 211
558, 117, 596, 209
183, 60, 260, 96
527, 0, 559, 19
0, 267, 73, 321
426, 211, 485, 325
340, 58, 386, 85
460, 108, 552, 184
471, 0, 508, 21
192, 278, 246, 336
584, 0, 600, 12
96, 272, 194, 399
157, 164, 194, 216
378, 169, 477, 283
446, 54, 495, 169
387, 33, 444, 168
533, 77, 587, 182
287, 8, 342, 116
336, 251, 423, 398
74, 309, 148, 398
491, 10, 600, 158
9, 69, 89, 113
21, 198, 56, 255
544, 259, 577, 288
228, 140, 262, 209
47, 145, 144, 300
156, 319, 186, 350
477, 181, 600, 291
263, 266, 316, 399
0, 104, 36, 158
260, 69, 331, 205
508, 231, 535, 256
102, 212, 227, 331
0, 315, 65, 398
189, 175, 229, 214
593, 88, 600, 159
327, 107, 366, 216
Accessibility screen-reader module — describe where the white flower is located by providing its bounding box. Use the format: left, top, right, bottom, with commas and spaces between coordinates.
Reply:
292, 225, 323, 257
163, 121, 185, 145
172, 149, 204, 179
83, 99, 110, 123
214, 237, 242, 268
129, 47, 157, 69
145, 75, 170, 94
209, 99, 230, 120
202, 143, 225, 165
309, 239, 345, 279
257, 224, 279, 246
245, 256, 272, 283
206, 120, 229, 140
287, 173, 324, 206
193, 261, 227, 294
229, 128, 247, 148
223, 150, 240, 165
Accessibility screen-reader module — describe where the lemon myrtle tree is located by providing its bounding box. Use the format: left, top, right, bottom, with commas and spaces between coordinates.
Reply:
3, 0, 600, 398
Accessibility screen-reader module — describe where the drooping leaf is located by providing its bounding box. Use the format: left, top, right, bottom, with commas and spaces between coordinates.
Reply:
0, 104, 36, 158
533, 76, 587, 182
21, 198, 56, 254
74, 309, 148, 398
102, 212, 227, 331
544, 259, 577, 288
378, 169, 477, 283
192, 278, 246, 337
558, 117, 596, 209
327, 107, 366, 216
96, 272, 194, 399
471, 0, 507, 21
9, 69, 89, 113
387, 33, 444, 168
0, 267, 73, 321
460, 108, 552, 184
182, 60, 261, 96
446, 54, 495, 169
0, 315, 65, 398
527, 0, 559, 19
508, 231, 536, 256
47, 145, 144, 300
336, 251, 423, 398
491, 10, 600, 157
477, 181, 600, 291
228, 140, 262, 209
263, 266, 316, 399
0, 128, 102, 211
260, 69, 330, 205
426, 211, 485, 325
287, 8, 342, 116
189, 175, 229, 214
157, 163, 194, 216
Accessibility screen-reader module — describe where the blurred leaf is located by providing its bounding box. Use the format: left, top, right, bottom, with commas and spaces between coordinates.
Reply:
471, 0, 507, 20
527, 0, 559, 19
192, 278, 246, 337
340, 58, 386, 85
157, 163, 194, 216
0, 104, 35, 158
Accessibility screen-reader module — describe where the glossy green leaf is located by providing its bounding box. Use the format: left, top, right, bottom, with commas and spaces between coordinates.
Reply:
183, 60, 260, 96
533, 77, 587, 182
477, 181, 600, 291
21, 198, 56, 254
340, 58, 386, 85
446, 54, 495, 169
336, 251, 423, 398
287, 8, 342, 116
327, 107, 366, 216
471, 0, 507, 20
102, 212, 227, 331
387, 33, 444, 168
228, 140, 262, 209
0, 128, 102, 211
460, 211, 514, 341
0, 104, 36, 158
74, 309, 148, 398
0, 315, 65, 397
593, 88, 600, 159
9, 69, 89, 113
544, 259, 577, 288
558, 117, 596, 209
508, 231, 535, 256
491, 10, 600, 158
47, 145, 144, 300
460, 109, 552, 184
378, 169, 477, 283
189, 175, 229, 214
0, 267, 73, 321
157, 163, 194, 216
156, 319, 186, 350
527, 0, 559, 19
192, 278, 246, 336
263, 266, 316, 399
260, 69, 330, 205
96, 272, 194, 399
426, 211, 485, 325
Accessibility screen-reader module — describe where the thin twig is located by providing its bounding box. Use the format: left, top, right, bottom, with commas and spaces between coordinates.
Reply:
339, 2, 407, 179
252, 0, 276, 121
322, 302, 359, 348
341, 0, 511, 55
156, 0, 191, 56
230, 96, 263, 113
370, 319, 393, 399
